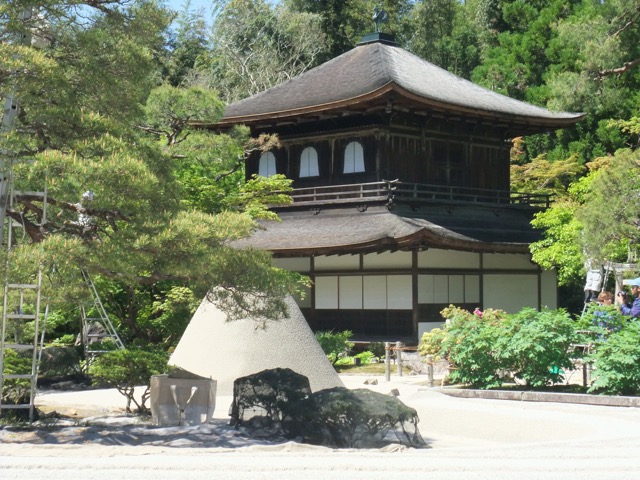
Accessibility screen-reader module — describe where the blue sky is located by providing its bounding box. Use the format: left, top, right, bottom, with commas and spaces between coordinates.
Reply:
163, 0, 280, 22
164, 0, 215, 19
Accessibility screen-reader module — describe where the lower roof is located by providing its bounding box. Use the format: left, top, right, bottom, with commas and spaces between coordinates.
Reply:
236, 204, 540, 257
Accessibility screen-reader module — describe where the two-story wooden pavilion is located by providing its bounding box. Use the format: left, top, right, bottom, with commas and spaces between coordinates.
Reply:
217, 32, 584, 344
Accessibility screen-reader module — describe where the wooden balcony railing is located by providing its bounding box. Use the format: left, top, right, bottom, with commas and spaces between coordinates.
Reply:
280, 180, 551, 209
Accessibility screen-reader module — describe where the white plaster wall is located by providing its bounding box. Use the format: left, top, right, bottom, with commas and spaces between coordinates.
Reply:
418, 249, 480, 269
418, 274, 480, 304
449, 275, 465, 303
483, 274, 539, 313
272, 257, 310, 272
315, 254, 360, 270
540, 269, 558, 309
418, 275, 435, 303
363, 251, 412, 269
483, 253, 537, 270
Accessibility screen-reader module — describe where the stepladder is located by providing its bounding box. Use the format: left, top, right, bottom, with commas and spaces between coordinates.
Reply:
79, 269, 125, 370
0, 190, 48, 422
0, 275, 46, 422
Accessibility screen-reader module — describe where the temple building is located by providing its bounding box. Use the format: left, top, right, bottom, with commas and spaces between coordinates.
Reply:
217, 32, 584, 344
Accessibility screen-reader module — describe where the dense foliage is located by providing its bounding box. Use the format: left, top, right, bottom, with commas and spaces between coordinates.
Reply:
423, 306, 578, 389
0, 0, 307, 355
438, 306, 508, 388
422, 304, 640, 395
531, 148, 640, 287
315, 330, 355, 366
497, 308, 576, 388
0, 350, 32, 412
588, 321, 640, 396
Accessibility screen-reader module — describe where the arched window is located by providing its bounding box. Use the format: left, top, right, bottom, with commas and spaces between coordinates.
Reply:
343, 141, 365, 174
300, 147, 319, 177
258, 151, 277, 177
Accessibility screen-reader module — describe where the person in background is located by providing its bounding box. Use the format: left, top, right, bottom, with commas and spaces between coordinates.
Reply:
598, 291, 613, 306
593, 291, 616, 333
616, 277, 640, 319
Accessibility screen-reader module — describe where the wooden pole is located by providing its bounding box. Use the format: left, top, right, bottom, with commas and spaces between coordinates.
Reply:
396, 341, 403, 377
384, 342, 390, 382
426, 354, 434, 387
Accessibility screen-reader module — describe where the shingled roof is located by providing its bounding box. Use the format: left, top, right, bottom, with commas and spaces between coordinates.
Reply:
219, 40, 584, 131
235, 205, 538, 256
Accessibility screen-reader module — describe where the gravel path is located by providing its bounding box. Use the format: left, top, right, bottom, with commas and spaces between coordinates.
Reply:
2, 374, 640, 479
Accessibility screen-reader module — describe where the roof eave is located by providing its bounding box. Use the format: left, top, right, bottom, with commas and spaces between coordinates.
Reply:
247, 233, 531, 258
213, 83, 585, 132
215, 84, 395, 127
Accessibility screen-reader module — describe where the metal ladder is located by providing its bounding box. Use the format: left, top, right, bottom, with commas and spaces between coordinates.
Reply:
0, 189, 47, 422
80, 269, 125, 367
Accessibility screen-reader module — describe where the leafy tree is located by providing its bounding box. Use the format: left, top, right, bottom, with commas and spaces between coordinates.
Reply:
471, 1, 582, 101
141, 84, 292, 215
529, 154, 612, 288
510, 154, 586, 197
418, 327, 447, 361
0, 1, 308, 351
162, 1, 209, 87
530, 197, 584, 287
534, 0, 639, 162
529, 148, 640, 313
202, 0, 329, 102
0, 349, 33, 412
315, 330, 354, 366
423, 306, 579, 389
286, 0, 415, 62
576, 148, 640, 264
461, 2, 634, 163
407, 0, 480, 77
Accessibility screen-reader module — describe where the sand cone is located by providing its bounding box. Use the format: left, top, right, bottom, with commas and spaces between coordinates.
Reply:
169, 294, 343, 395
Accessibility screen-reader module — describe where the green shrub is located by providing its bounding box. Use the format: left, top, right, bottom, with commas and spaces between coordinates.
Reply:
580, 303, 627, 336
354, 350, 375, 364
88, 347, 168, 413
440, 306, 507, 389
368, 342, 386, 359
0, 349, 32, 411
315, 330, 354, 366
418, 327, 447, 360
50, 334, 76, 346
335, 351, 376, 366
335, 355, 354, 366
86, 339, 119, 352
589, 321, 640, 396
497, 308, 577, 387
